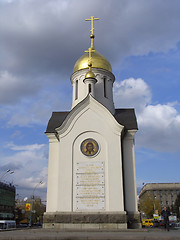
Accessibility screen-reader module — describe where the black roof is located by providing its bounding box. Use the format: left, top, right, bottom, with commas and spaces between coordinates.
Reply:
46, 109, 138, 133
46, 112, 69, 133
114, 109, 138, 130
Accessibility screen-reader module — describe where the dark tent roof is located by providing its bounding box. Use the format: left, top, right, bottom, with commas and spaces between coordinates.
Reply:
45, 109, 138, 133
114, 109, 138, 130
45, 112, 69, 133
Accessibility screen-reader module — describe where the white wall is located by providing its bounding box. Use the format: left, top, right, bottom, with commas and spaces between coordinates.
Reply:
71, 69, 115, 114
122, 130, 138, 213
46, 96, 125, 213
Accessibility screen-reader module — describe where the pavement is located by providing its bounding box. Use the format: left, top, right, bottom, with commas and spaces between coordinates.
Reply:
0, 228, 180, 240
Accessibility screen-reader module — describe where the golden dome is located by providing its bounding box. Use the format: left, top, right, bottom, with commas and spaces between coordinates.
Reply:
73, 50, 112, 73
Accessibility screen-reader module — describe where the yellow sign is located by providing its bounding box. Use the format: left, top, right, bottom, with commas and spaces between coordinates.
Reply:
26, 203, 31, 211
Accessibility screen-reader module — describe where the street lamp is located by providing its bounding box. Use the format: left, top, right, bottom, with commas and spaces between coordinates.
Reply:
0, 169, 10, 180
32, 181, 43, 199
29, 181, 43, 226
0, 169, 14, 181
154, 196, 156, 213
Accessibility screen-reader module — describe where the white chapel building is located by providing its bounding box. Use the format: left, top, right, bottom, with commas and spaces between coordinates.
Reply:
43, 17, 140, 229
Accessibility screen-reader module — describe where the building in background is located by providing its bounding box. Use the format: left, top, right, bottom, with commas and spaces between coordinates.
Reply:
139, 183, 180, 208
0, 182, 15, 220
15, 197, 46, 225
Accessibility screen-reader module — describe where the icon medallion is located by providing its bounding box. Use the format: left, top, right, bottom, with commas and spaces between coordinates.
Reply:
81, 138, 99, 157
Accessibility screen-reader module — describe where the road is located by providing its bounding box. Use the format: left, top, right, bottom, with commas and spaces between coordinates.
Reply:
0, 228, 180, 240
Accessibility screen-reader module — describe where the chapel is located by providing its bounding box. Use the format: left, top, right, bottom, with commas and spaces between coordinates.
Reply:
43, 16, 140, 229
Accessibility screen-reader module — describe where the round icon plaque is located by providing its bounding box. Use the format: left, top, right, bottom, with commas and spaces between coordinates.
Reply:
80, 138, 99, 157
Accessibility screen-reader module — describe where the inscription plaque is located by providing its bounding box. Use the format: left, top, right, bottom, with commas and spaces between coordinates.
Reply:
76, 161, 105, 211
76, 197, 105, 210
76, 161, 104, 174
77, 173, 104, 185
77, 185, 105, 197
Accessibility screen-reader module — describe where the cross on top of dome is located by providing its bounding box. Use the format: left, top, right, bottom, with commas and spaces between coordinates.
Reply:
73, 16, 112, 73
85, 16, 99, 49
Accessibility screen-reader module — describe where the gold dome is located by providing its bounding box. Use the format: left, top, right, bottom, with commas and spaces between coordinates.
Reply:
73, 50, 112, 73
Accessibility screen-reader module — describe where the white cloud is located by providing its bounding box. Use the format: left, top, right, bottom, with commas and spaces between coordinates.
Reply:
137, 103, 180, 152
4, 84, 71, 127
114, 78, 180, 152
10, 130, 23, 139
138, 103, 178, 128
0, 71, 40, 104
114, 78, 151, 113
0, 0, 180, 105
1, 143, 48, 196
5, 142, 46, 151
0, 0, 180, 195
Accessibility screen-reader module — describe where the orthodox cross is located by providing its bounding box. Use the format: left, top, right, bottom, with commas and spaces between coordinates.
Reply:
85, 16, 99, 36
85, 16, 99, 49
85, 47, 95, 68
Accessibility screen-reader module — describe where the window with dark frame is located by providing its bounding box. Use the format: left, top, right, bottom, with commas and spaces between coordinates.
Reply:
104, 77, 107, 98
89, 84, 92, 93
75, 80, 78, 100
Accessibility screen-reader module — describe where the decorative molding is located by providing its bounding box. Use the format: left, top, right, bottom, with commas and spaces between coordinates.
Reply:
71, 68, 115, 84
123, 130, 137, 140
45, 133, 59, 142
56, 95, 124, 137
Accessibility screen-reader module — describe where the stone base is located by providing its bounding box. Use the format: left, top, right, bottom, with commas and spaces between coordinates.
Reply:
43, 223, 128, 230
126, 212, 141, 229
43, 212, 127, 230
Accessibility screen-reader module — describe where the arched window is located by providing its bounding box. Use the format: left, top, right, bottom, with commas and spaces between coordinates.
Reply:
88, 84, 92, 93
75, 80, 78, 100
103, 77, 107, 98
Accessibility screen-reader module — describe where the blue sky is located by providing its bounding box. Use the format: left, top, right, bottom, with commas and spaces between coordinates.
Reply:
0, 0, 180, 201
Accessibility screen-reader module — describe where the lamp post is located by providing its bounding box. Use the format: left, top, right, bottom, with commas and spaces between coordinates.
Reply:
0, 169, 14, 181
32, 181, 43, 199
0, 169, 10, 179
29, 181, 43, 226
154, 196, 156, 213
